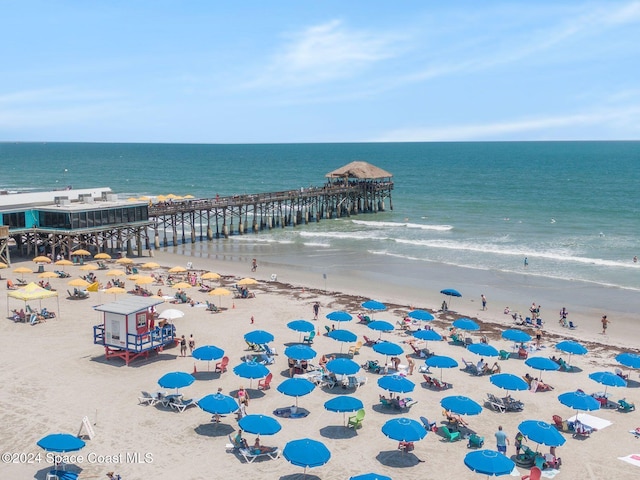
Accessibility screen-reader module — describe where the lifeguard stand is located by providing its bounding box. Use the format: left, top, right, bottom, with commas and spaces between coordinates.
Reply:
93, 296, 175, 366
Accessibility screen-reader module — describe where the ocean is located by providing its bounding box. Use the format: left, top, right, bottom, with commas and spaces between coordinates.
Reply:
2, 141, 640, 291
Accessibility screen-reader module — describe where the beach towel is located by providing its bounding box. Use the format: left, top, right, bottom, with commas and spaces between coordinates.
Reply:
618, 454, 640, 468
567, 413, 612, 430
541, 468, 560, 479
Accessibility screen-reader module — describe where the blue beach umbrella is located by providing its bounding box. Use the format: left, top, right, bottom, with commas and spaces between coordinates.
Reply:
426, 355, 458, 381
324, 395, 364, 426
326, 358, 360, 376
441, 395, 483, 416
555, 340, 587, 367
517, 420, 566, 447
413, 329, 442, 341
362, 299, 387, 311
284, 344, 317, 360
197, 393, 239, 415
244, 330, 274, 345
277, 378, 316, 406
192, 345, 224, 371
283, 438, 331, 474
37, 433, 86, 453
158, 371, 195, 392
350, 474, 392, 480
525, 356, 559, 381
616, 352, 640, 369
558, 390, 600, 418
589, 371, 627, 396
328, 329, 357, 343
238, 414, 282, 436
287, 319, 315, 341
440, 288, 461, 297
326, 310, 353, 322
377, 374, 415, 394
490, 373, 529, 392
327, 329, 358, 354
501, 329, 532, 344
407, 309, 434, 321
382, 417, 427, 442
373, 341, 404, 357
233, 361, 269, 388
464, 449, 515, 477
468, 343, 499, 357
368, 320, 395, 339
453, 318, 480, 331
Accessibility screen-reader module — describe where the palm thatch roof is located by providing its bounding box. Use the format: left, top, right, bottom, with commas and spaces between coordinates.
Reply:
325, 161, 393, 179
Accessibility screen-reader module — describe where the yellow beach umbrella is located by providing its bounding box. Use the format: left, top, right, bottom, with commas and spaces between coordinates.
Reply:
134, 276, 155, 285
238, 277, 258, 285
141, 262, 161, 269
171, 281, 192, 289
127, 197, 138, 202
104, 286, 127, 297
0, 262, 7, 269
72, 249, 91, 256
55, 259, 73, 266
183, 194, 194, 199
106, 269, 126, 277
38, 271, 59, 278
94, 253, 111, 260
33, 256, 52, 264
168, 266, 187, 273
68, 278, 91, 288
115, 258, 134, 265
209, 287, 231, 308
128, 274, 140, 281
13, 267, 31, 281
157, 195, 167, 202
138, 196, 150, 201
209, 287, 231, 296
201, 272, 221, 280
166, 193, 179, 199
80, 264, 98, 271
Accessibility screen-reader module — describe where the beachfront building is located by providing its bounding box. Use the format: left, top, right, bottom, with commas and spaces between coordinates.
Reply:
0, 188, 151, 263
93, 296, 176, 366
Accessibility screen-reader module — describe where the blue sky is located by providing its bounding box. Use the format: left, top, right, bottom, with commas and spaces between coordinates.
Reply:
2, 1, 640, 143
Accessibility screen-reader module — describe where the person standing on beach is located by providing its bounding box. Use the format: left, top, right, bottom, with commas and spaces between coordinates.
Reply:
524, 257, 528, 268
188, 334, 195, 355
481, 294, 487, 311
601, 315, 610, 334
495, 425, 510, 455
251, 258, 257, 272
180, 335, 187, 357
313, 302, 320, 320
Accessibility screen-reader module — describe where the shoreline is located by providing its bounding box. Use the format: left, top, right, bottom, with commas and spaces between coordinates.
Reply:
152, 246, 640, 353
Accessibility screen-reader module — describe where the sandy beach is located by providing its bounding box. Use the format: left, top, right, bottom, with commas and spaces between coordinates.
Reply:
1, 250, 639, 480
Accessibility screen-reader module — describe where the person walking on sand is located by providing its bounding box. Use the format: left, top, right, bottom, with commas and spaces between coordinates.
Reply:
495, 425, 510, 455
188, 334, 195, 355
251, 258, 257, 272
601, 315, 610, 334
250, 315, 254, 324
481, 294, 487, 311
313, 302, 320, 320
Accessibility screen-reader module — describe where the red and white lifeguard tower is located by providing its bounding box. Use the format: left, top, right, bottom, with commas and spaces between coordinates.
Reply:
93, 296, 176, 366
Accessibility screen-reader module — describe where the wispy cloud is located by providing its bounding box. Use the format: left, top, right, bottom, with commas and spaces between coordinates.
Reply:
374, 106, 640, 142
244, 19, 403, 89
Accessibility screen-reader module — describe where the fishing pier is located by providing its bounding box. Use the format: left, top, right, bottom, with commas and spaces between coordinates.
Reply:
0, 162, 393, 261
